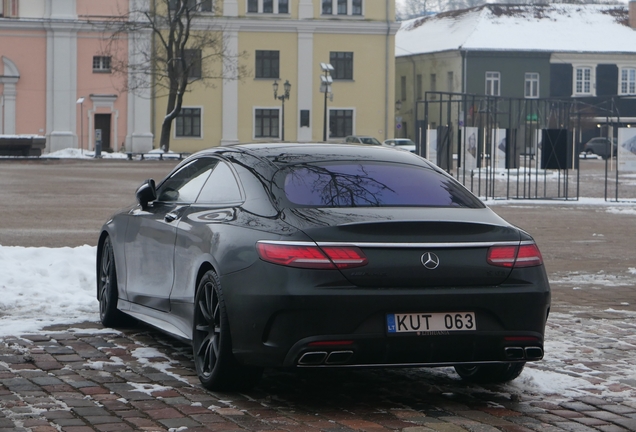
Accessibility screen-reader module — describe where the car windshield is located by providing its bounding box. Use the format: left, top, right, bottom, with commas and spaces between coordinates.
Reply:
395, 140, 415, 146
359, 137, 381, 145
278, 161, 484, 208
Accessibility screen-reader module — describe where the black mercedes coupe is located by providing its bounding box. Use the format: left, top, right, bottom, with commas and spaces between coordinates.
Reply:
97, 143, 551, 390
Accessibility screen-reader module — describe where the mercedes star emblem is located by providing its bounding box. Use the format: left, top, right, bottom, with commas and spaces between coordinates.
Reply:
421, 252, 440, 270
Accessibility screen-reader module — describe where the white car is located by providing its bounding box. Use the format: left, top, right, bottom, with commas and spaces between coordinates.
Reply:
382, 138, 416, 153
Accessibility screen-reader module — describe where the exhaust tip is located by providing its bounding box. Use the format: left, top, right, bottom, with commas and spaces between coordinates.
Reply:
504, 347, 525, 360
298, 351, 327, 365
525, 346, 544, 360
325, 350, 353, 365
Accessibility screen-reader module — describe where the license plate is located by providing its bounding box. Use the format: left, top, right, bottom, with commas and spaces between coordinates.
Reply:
387, 312, 476, 334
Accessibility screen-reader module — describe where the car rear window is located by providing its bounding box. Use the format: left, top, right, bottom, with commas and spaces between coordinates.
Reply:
279, 162, 484, 208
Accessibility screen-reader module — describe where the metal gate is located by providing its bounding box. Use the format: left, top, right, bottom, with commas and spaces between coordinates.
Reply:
414, 93, 624, 200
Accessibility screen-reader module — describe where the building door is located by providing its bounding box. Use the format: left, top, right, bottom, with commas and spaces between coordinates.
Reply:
95, 114, 112, 152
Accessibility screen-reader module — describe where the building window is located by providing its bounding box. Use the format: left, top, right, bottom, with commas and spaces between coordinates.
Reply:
92, 56, 111, 73
0, 0, 18, 17
322, 0, 362, 16
447, 71, 453, 92
575, 67, 592, 95
255, 50, 279, 79
416, 74, 422, 100
182, 49, 202, 79
169, 0, 213, 11
330, 52, 353, 80
525, 72, 539, 98
248, 0, 289, 13
485, 71, 500, 96
175, 108, 202, 137
255, 109, 280, 138
430, 73, 437, 92
329, 109, 353, 138
400, 76, 407, 101
620, 68, 636, 95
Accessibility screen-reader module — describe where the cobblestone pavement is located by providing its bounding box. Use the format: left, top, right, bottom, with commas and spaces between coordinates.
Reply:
1, 158, 636, 431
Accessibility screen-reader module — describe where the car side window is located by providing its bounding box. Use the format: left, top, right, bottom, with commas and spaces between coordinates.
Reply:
157, 158, 218, 203
196, 161, 243, 204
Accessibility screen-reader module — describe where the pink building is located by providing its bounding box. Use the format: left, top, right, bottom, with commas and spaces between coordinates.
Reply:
0, 0, 152, 153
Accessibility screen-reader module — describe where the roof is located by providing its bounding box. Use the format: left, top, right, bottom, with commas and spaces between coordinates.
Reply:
396, 3, 636, 57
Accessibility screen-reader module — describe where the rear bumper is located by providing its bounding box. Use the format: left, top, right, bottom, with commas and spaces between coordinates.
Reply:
221, 266, 551, 369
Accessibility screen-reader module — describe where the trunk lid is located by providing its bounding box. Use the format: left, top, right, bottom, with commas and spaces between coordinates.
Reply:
282, 207, 521, 288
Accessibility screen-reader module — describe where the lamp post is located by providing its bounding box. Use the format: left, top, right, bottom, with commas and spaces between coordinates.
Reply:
320, 63, 334, 141
395, 99, 402, 138
273, 79, 291, 141
76, 97, 85, 155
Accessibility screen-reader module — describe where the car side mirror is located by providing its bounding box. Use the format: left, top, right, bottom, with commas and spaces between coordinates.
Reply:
136, 179, 157, 209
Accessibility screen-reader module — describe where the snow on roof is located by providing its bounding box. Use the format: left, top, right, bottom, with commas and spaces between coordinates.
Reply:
396, 3, 636, 57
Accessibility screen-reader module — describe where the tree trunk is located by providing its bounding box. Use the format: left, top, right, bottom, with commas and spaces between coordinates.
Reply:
160, 119, 172, 152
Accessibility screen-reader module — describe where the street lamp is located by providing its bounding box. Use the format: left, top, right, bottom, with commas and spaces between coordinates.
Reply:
273, 79, 291, 141
320, 63, 334, 141
76, 97, 85, 155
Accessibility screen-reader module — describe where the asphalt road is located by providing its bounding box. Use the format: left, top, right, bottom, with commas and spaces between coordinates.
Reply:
1, 157, 636, 431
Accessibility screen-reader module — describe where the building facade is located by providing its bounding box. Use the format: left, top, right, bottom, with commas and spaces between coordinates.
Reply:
395, 4, 636, 146
0, 0, 153, 154
158, 0, 400, 153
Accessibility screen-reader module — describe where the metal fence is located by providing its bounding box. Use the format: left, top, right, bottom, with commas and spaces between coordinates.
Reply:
414, 93, 628, 201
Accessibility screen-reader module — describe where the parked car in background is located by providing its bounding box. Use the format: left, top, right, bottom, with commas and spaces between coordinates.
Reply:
97, 143, 551, 391
382, 138, 416, 153
344, 135, 382, 145
582, 137, 617, 159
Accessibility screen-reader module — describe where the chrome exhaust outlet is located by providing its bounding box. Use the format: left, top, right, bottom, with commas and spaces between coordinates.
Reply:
325, 350, 353, 365
524, 346, 543, 360
298, 351, 327, 365
504, 347, 525, 360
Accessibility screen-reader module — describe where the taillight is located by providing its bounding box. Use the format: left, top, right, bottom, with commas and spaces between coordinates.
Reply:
487, 243, 543, 268
256, 242, 368, 269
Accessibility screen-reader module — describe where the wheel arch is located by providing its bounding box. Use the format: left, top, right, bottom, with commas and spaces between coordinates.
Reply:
195, 262, 217, 299
96, 231, 110, 300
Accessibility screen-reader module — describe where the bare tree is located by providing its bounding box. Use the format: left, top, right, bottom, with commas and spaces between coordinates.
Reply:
103, 0, 247, 152
398, 0, 436, 20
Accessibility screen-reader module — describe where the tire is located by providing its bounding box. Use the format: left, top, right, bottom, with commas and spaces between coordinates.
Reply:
454, 362, 525, 384
192, 270, 263, 391
98, 236, 129, 327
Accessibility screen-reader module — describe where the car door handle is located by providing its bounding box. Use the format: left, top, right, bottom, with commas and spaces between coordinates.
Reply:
165, 212, 179, 223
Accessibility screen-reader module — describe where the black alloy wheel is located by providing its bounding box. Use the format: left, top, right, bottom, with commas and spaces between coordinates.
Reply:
454, 362, 525, 383
98, 236, 128, 327
192, 270, 263, 391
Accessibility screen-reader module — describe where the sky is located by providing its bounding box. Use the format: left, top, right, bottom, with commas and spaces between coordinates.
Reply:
1, 148, 636, 399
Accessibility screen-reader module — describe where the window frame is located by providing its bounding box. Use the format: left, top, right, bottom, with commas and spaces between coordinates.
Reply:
247, 0, 290, 14
322, 0, 363, 16
175, 107, 203, 138
524, 72, 539, 99
619, 67, 636, 95
255, 50, 280, 79
92, 56, 111, 73
168, 0, 213, 12
485, 71, 500, 96
330, 51, 353, 80
328, 108, 355, 138
574, 66, 593, 96
254, 107, 281, 139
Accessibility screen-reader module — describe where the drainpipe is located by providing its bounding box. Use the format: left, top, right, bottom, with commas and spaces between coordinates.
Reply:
461, 49, 467, 94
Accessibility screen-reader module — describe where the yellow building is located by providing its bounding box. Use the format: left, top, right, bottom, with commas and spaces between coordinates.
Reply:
152, 0, 399, 152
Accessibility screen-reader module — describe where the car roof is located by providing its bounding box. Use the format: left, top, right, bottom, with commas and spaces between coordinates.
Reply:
187, 142, 428, 168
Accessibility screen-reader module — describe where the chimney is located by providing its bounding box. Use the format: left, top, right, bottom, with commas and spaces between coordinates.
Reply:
630, 1, 636, 29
